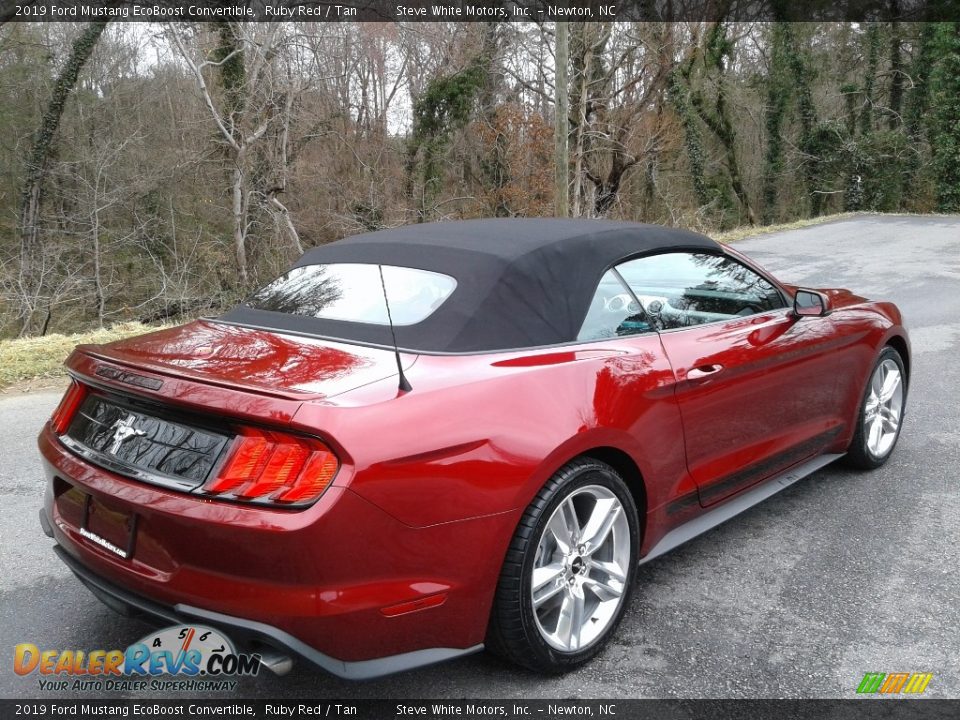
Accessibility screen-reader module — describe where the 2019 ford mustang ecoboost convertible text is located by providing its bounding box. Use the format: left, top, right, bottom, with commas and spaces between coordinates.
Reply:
38, 219, 909, 678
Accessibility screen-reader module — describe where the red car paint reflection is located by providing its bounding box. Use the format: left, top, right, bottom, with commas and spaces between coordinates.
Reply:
38, 227, 910, 679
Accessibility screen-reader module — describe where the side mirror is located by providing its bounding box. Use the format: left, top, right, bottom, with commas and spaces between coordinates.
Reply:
793, 289, 829, 317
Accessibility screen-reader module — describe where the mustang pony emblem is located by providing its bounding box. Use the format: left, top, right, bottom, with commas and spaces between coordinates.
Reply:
108, 414, 145, 454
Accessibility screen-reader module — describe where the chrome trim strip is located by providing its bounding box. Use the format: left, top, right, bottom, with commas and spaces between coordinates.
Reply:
640, 453, 844, 565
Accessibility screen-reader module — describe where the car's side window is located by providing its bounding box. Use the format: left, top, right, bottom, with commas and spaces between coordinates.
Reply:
577, 270, 656, 341
616, 252, 785, 331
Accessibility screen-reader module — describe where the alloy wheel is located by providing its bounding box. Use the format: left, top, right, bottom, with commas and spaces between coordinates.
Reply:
530, 485, 631, 652
864, 358, 904, 459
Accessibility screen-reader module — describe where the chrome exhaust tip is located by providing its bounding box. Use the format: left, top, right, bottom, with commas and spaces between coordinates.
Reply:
257, 648, 294, 676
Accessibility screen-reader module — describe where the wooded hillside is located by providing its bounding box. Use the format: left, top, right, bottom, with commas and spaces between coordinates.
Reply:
1, 21, 958, 338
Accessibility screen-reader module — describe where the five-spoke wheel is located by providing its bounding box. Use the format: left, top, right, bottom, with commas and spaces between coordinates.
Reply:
531, 485, 630, 652
846, 346, 907, 469
487, 458, 638, 673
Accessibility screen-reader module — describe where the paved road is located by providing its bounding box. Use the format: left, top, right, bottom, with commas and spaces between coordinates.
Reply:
2, 215, 958, 700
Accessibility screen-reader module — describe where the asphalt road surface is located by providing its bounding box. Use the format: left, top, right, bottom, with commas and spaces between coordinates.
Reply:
2, 215, 958, 700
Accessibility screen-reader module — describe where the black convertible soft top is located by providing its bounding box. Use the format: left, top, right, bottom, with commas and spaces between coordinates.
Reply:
219, 219, 718, 353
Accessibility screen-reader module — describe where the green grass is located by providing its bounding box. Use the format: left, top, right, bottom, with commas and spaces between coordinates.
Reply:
0, 322, 168, 390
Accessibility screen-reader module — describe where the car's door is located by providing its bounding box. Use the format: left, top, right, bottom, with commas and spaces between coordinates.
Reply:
576, 269, 695, 512
616, 250, 853, 507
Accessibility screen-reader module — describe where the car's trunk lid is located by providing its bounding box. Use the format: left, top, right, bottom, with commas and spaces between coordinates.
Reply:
78, 319, 415, 402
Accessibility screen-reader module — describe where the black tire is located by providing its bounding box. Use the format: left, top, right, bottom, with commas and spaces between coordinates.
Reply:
845, 345, 907, 470
486, 457, 640, 673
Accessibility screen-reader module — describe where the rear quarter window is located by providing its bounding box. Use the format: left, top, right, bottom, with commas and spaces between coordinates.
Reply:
577, 270, 655, 341
245, 263, 457, 326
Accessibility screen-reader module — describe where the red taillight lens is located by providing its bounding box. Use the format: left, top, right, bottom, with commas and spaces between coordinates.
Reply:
202, 428, 339, 506
274, 451, 339, 504
238, 440, 310, 499
51, 381, 87, 435
204, 429, 275, 494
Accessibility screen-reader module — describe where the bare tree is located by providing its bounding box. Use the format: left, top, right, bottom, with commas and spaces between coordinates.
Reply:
16, 21, 108, 334
169, 22, 289, 285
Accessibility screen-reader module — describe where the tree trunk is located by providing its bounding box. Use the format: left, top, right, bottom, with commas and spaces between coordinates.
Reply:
889, 17, 904, 128
92, 171, 105, 328
554, 22, 569, 218
592, 154, 640, 216
930, 22, 960, 212
570, 24, 591, 217
784, 28, 823, 215
17, 21, 108, 335
861, 23, 881, 136
669, 71, 709, 208
691, 23, 756, 225
762, 23, 791, 224
19, 21, 108, 247
476, 23, 510, 217
713, 72, 756, 225
232, 157, 248, 285
269, 195, 304, 255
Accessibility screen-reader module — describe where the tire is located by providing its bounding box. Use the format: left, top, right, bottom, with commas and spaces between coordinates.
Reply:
487, 457, 639, 673
845, 346, 907, 470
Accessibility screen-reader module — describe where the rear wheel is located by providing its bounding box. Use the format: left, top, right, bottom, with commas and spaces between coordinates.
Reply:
487, 458, 639, 673
845, 346, 906, 469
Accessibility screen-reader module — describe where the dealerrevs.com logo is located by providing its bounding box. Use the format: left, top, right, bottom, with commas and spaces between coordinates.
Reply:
14, 625, 261, 692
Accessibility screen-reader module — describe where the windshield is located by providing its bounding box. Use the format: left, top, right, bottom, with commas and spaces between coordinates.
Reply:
244, 263, 458, 326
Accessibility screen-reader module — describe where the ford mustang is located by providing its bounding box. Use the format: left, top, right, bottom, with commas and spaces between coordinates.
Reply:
38, 219, 909, 678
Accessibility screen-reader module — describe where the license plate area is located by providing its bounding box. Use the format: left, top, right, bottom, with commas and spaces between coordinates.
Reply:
80, 494, 136, 560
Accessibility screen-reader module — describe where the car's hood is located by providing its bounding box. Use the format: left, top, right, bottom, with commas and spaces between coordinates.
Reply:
77, 319, 415, 400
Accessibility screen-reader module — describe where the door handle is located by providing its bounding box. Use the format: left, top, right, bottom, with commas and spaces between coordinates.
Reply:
686, 364, 724, 381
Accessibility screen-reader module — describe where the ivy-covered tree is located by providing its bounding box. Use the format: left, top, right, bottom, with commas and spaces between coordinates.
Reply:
405, 35, 494, 221
761, 22, 793, 224
668, 68, 709, 209
929, 22, 960, 212
901, 23, 936, 206
17, 21, 108, 335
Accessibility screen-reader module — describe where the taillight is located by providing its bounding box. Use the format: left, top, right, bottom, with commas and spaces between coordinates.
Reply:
201, 427, 339, 507
50, 381, 87, 435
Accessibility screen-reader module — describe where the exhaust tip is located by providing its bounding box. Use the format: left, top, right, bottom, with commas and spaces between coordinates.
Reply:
256, 648, 294, 676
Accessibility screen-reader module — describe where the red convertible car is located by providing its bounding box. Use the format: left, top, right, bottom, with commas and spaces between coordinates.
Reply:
39, 219, 909, 678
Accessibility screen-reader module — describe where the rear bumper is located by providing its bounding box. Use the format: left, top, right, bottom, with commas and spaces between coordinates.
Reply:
39, 424, 510, 677
46, 540, 481, 680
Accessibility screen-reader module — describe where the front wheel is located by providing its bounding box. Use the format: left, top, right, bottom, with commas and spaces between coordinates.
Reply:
845, 346, 907, 469
487, 458, 639, 673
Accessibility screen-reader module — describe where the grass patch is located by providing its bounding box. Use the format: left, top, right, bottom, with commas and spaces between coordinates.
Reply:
713, 212, 859, 244
0, 322, 168, 390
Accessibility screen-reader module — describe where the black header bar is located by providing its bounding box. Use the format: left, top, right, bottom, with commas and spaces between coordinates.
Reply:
2, 0, 960, 23
3, 699, 960, 720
